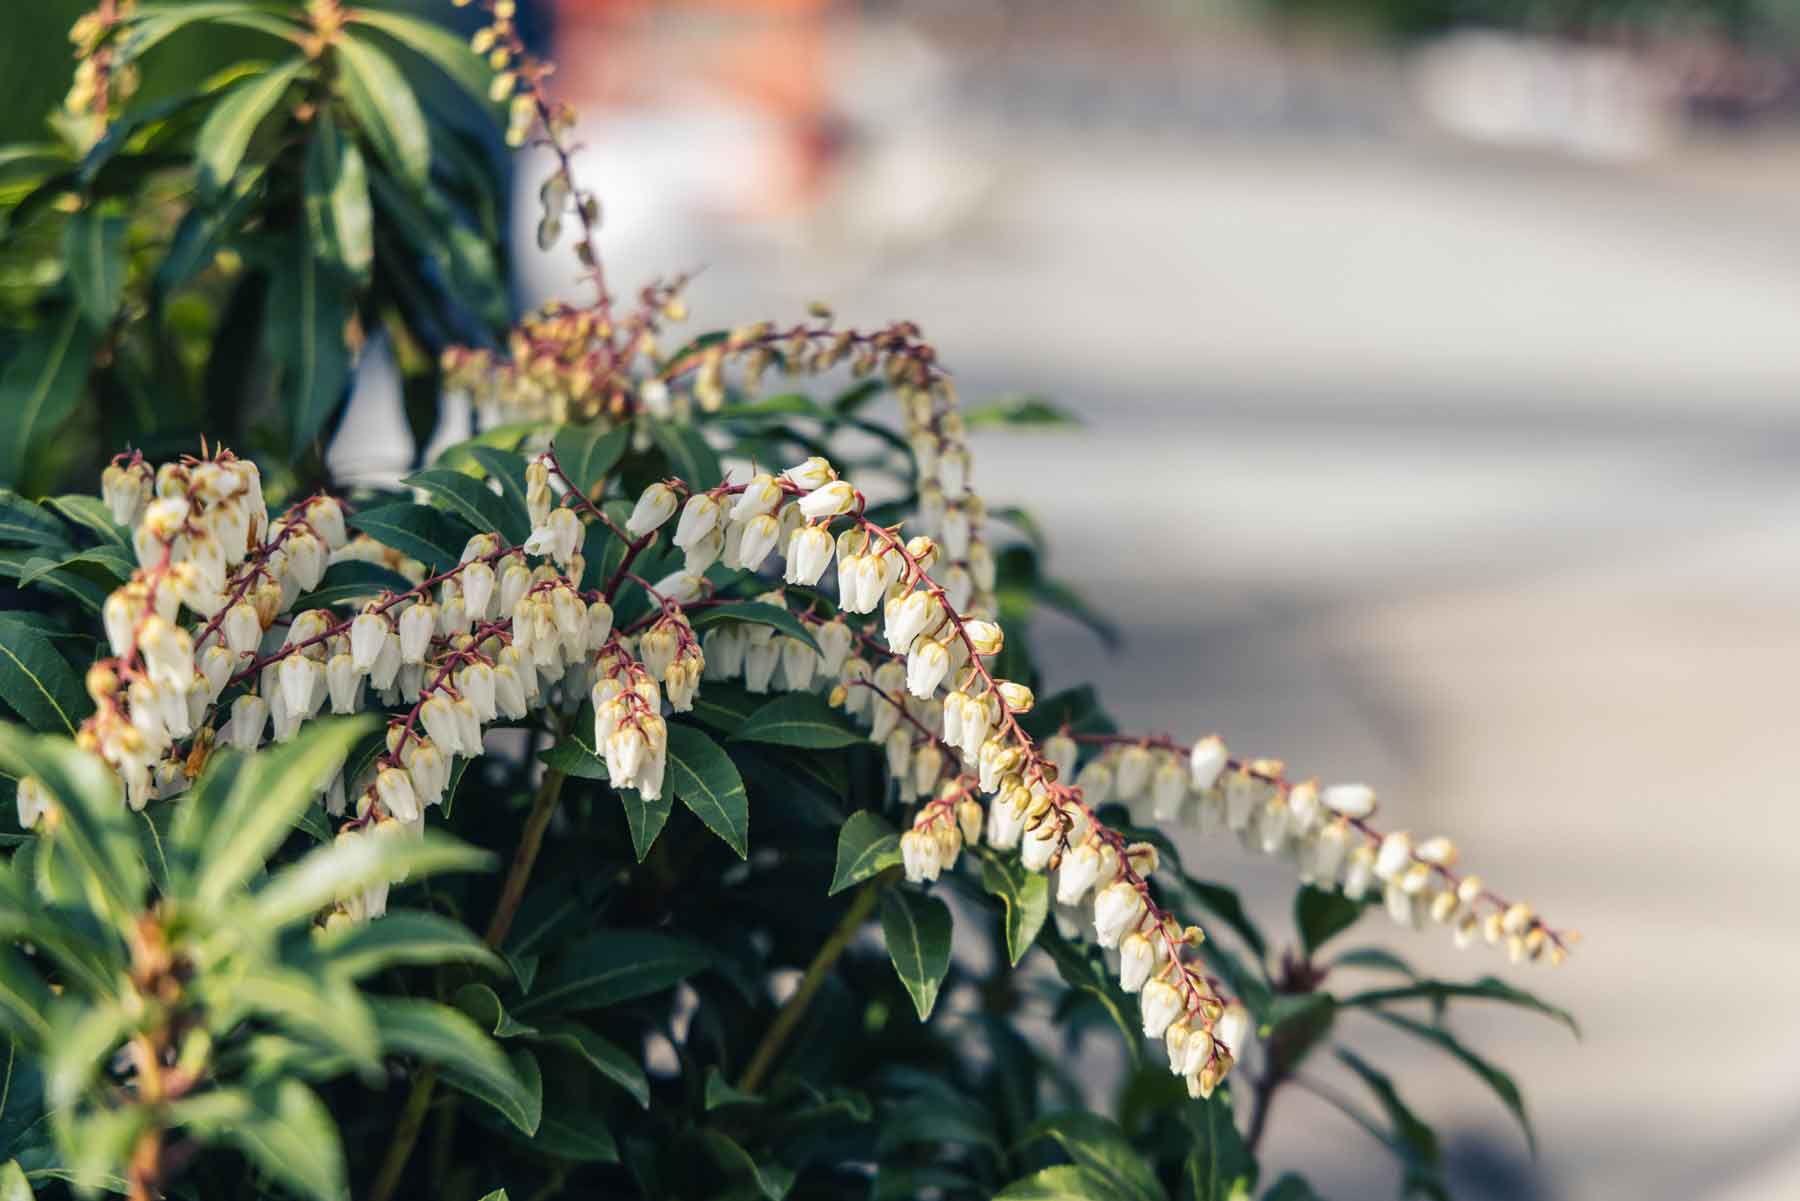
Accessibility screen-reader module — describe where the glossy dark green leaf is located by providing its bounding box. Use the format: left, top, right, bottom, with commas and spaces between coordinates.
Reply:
1022, 1111, 1166, 1201
372, 998, 539, 1134
1369, 1010, 1536, 1153
304, 113, 373, 279
1336, 1048, 1447, 1201
1329, 947, 1418, 979
525, 1020, 649, 1108
292, 560, 415, 610
264, 238, 352, 451
0, 616, 90, 735
453, 982, 538, 1038
404, 467, 527, 543
688, 602, 820, 654
336, 35, 429, 187
526, 1104, 617, 1163
976, 846, 1050, 966
666, 723, 748, 858
62, 210, 126, 328
348, 501, 470, 573
466, 446, 533, 533
1295, 886, 1369, 958
1182, 1092, 1257, 1201
880, 890, 952, 1021
1265, 992, 1336, 1076
703, 1065, 762, 1110
38, 495, 125, 550
695, 1130, 794, 1201
1260, 1175, 1324, 1201
0, 307, 96, 488
553, 424, 628, 498
650, 422, 722, 491
15, 548, 132, 591
1180, 876, 1268, 964
1037, 924, 1143, 1066
0, 494, 62, 549
1339, 976, 1579, 1037
733, 693, 862, 749
195, 57, 307, 194
829, 810, 899, 896
517, 931, 711, 1016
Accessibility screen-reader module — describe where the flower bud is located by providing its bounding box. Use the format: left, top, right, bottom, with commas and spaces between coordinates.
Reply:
995, 680, 1034, 714
626, 483, 678, 538
1321, 783, 1376, 819
1139, 979, 1182, 1039
1119, 933, 1156, 993
962, 620, 1003, 656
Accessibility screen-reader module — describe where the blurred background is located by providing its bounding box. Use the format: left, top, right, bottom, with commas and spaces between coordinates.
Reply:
491, 1, 1800, 1199
11, 0, 1800, 1196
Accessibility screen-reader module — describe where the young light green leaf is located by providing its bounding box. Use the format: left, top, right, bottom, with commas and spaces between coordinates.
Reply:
1369, 1010, 1537, 1154
0, 616, 90, 735
195, 58, 308, 194
346, 8, 494, 101
223, 968, 381, 1072
553, 424, 628, 498
195, 717, 377, 908
689, 603, 820, 654
170, 1081, 345, 1201
829, 811, 899, 896
247, 831, 492, 934
665, 723, 748, 858
348, 501, 470, 573
62, 210, 126, 328
517, 931, 712, 1016
977, 847, 1050, 967
0, 307, 97, 489
335, 35, 430, 187
880, 890, 952, 1021
0, 1159, 31, 1201
733, 693, 862, 749
998, 1166, 1136, 1201
0, 727, 140, 915
403, 467, 527, 544
312, 909, 502, 981
370, 998, 540, 1134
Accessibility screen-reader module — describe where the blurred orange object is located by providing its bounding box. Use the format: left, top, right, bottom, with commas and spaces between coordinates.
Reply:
553, 0, 844, 217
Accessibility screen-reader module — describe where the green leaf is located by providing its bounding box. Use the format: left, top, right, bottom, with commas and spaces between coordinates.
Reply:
194, 717, 377, 908
404, 467, 527, 544
695, 1130, 794, 1201
0, 616, 90, 735
0, 307, 96, 488
553, 424, 628, 498
346, 8, 494, 100
169, 1081, 344, 1201
650, 423, 722, 491
1036, 924, 1142, 1066
0, 728, 140, 915
880, 890, 951, 1021
1022, 1111, 1167, 1201
1295, 886, 1368, 958
371, 998, 540, 1134
976, 846, 1050, 966
1370, 1010, 1536, 1154
336, 35, 430, 187
665, 723, 748, 858
733, 693, 862, 749
1182, 1093, 1257, 1201
1330, 947, 1419, 979
703, 1065, 762, 1110
14, 548, 132, 591
999, 1166, 1136, 1200
517, 931, 711, 1016
38, 495, 126, 550
264, 235, 353, 451
1260, 1175, 1323, 1201
304, 113, 373, 279
1336, 1048, 1446, 1201
527, 1103, 617, 1163
0, 1159, 31, 1201
1179, 877, 1268, 964
314, 909, 502, 980
963, 394, 1081, 429
293, 560, 414, 609
223, 968, 381, 1071
465, 447, 533, 533
0, 494, 63, 549
349, 501, 470, 573
195, 57, 308, 194
688, 602, 820, 654
248, 830, 491, 933
1264, 993, 1336, 1076
1339, 976, 1579, 1037
453, 983, 538, 1038
62, 210, 126, 328
829, 811, 899, 896
525, 1020, 649, 1109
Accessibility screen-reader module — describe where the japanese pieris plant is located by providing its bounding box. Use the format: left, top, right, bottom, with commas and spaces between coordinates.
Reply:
0, 3, 1579, 1199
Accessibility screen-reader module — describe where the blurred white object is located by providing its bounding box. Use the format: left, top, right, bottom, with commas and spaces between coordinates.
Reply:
1411, 32, 1676, 161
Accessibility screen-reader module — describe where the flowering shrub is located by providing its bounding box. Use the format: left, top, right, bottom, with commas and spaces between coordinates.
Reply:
0, 3, 1577, 1200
